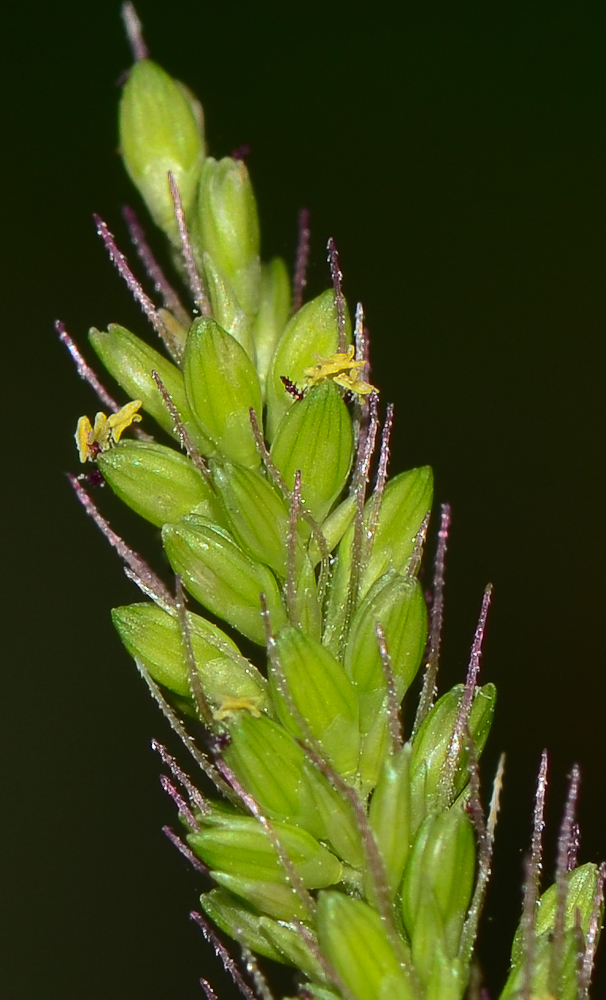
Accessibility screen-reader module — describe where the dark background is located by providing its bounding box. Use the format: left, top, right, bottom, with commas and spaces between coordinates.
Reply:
3, 2, 605, 997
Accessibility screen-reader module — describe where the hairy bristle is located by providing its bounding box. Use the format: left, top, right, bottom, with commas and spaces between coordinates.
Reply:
326, 237, 347, 353
414, 503, 451, 734
94, 213, 182, 359
122, 205, 190, 327
190, 911, 258, 1000
292, 207, 310, 314
167, 171, 211, 317
121, 2, 148, 62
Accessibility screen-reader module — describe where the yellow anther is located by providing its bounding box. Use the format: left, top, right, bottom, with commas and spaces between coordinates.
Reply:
106, 399, 143, 442
75, 400, 142, 463
212, 694, 264, 721
303, 345, 376, 397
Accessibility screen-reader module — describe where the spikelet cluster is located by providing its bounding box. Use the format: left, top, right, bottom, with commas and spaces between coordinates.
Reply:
64, 11, 604, 999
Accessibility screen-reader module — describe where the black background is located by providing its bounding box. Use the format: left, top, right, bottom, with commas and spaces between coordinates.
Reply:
3, 2, 606, 997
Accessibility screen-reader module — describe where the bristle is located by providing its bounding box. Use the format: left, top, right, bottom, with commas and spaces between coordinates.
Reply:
150, 370, 210, 481
151, 739, 209, 815
55, 320, 120, 411
122, 205, 190, 327
68, 473, 174, 607
191, 911, 258, 1000
440, 583, 492, 805
167, 171, 211, 317
326, 237, 347, 353
133, 657, 235, 802
342, 392, 380, 650
460, 738, 494, 964
94, 213, 182, 360
520, 751, 549, 1000
301, 740, 401, 956
159, 774, 201, 832
414, 503, 451, 734
121, 2, 148, 62
239, 946, 275, 1000
213, 755, 316, 919
175, 575, 213, 726
549, 764, 581, 994
285, 470, 302, 625
199, 977, 220, 1000
292, 208, 310, 314
375, 622, 403, 751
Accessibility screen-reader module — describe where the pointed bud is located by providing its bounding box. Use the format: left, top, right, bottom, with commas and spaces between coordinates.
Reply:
409, 683, 496, 831
183, 318, 262, 469
194, 156, 261, 315
111, 602, 267, 708
252, 257, 291, 400
119, 59, 205, 245
211, 462, 294, 577
293, 553, 322, 641
305, 765, 365, 869
200, 888, 287, 964
401, 807, 476, 968
223, 714, 363, 865
367, 745, 412, 899
211, 871, 310, 922
89, 324, 213, 453
97, 440, 221, 527
316, 891, 417, 1000
270, 625, 360, 778
157, 307, 189, 355
188, 817, 341, 887
422, 948, 465, 1000
269, 382, 354, 523
162, 515, 286, 645
324, 467, 433, 653
358, 467, 434, 597
344, 574, 427, 788
308, 494, 356, 566
259, 918, 327, 982
223, 713, 327, 839
202, 251, 255, 359
265, 289, 348, 440
345, 572, 428, 700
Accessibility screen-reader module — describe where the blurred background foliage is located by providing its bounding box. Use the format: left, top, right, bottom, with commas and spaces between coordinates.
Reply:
3, 2, 606, 997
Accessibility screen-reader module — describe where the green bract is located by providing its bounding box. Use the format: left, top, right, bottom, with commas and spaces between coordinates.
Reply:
119, 58, 205, 245
316, 892, 416, 1000
323, 465, 433, 656
211, 462, 296, 577
222, 713, 328, 838
65, 36, 603, 1000
98, 439, 219, 526
409, 682, 496, 830
111, 602, 267, 707
252, 257, 291, 399
270, 381, 354, 523
162, 515, 287, 645
401, 807, 475, 982
188, 816, 342, 888
367, 745, 412, 899
265, 288, 347, 439
193, 156, 261, 316
89, 324, 213, 452
183, 317, 262, 468
269, 625, 360, 779
202, 251, 255, 360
